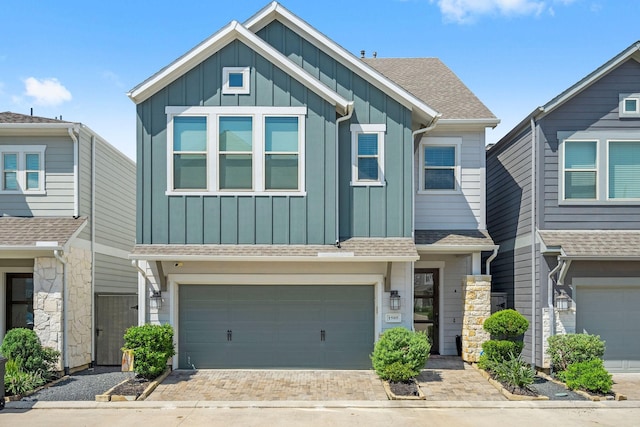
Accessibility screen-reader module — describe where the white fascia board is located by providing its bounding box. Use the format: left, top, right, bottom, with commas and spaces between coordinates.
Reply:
130, 254, 419, 262
416, 244, 499, 254
128, 21, 349, 114
437, 118, 501, 128
244, 3, 439, 122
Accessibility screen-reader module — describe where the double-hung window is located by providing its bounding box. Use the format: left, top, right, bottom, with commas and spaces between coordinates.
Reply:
350, 124, 385, 186
166, 106, 306, 195
0, 146, 46, 194
419, 137, 461, 192
563, 140, 597, 200
608, 141, 640, 199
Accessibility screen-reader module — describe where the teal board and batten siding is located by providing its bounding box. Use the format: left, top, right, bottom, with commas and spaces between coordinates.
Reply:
257, 21, 414, 239
0, 136, 75, 217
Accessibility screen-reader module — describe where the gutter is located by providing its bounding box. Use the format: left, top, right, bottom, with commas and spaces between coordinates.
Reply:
334, 102, 355, 244
485, 247, 499, 276
129, 255, 421, 263
53, 249, 69, 375
530, 116, 537, 368
90, 134, 96, 366
67, 126, 80, 218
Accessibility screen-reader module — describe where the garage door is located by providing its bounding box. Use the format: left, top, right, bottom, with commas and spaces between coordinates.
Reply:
179, 285, 374, 369
576, 285, 640, 373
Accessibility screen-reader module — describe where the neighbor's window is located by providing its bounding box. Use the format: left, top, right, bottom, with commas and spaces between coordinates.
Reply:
564, 140, 597, 200
222, 67, 250, 95
350, 124, 386, 185
608, 141, 640, 199
424, 146, 456, 190
172, 116, 207, 190
0, 146, 46, 193
219, 116, 253, 190
265, 117, 299, 190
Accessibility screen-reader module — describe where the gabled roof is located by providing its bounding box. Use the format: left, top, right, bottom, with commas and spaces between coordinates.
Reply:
0, 217, 87, 249
127, 20, 351, 114
244, 2, 439, 123
538, 230, 640, 258
0, 111, 71, 124
362, 58, 498, 124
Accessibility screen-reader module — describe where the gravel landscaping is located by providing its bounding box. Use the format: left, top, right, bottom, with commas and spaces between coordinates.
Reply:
529, 376, 587, 400
21, 367, 135, 401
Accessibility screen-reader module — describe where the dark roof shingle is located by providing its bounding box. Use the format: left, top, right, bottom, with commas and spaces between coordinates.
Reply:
0, 111, 71, 124
0, 217, 87, 247
415, 229, 496, 247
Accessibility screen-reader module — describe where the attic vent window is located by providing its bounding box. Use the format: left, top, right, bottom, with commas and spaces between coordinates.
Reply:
223, 67, 250, 95
619, 93, 640, 118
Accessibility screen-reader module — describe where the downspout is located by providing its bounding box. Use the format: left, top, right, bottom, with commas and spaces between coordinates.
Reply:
547, 256, 563, 342
90, 134, 96, 366
67, 127, 80, 218
53, 250, 69, 375
557, 257, 572, 286
411, 114, 441, 237
335, 102, 354, 244
530, 117, 537, 367
132, 260, 148, 326
485, 247, 498, 275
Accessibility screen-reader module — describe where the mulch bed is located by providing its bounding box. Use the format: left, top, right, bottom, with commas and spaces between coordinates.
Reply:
388, 380, 421, 397
109, 376, 150, 398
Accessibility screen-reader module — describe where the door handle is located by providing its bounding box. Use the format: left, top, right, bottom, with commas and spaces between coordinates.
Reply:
320, 330, 326, 341
96, 328, 103, 337
227, 330, 232, 341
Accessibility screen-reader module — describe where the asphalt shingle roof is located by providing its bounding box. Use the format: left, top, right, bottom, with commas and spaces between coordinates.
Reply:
362, 58, 496, 121
538, 230, 640, 257
131, 238, 418, 260
0, 111, 71, 124
414, 229, 495, 247
0, 217, 87, 247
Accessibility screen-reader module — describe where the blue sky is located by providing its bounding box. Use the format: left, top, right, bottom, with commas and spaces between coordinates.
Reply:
1, 0, 639, 160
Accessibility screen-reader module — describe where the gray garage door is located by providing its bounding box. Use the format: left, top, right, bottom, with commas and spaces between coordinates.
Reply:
179, 285, 374, 369
576, 285, 640, 373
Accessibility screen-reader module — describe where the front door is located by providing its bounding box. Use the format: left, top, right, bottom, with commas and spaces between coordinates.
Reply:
414, 269, 439, 353
6, 273, 34, 331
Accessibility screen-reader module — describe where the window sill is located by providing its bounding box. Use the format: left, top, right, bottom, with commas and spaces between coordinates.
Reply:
0, 190, 46, 195
350, 181, 385, 187
166, 190, 307, 197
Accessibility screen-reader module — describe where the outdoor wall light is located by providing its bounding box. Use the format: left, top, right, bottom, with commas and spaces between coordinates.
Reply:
150, 290, 163, 310
390, 290, 401, 310
555, 290, 571, 311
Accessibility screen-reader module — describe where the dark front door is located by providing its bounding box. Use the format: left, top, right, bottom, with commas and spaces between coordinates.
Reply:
414, 269, 439, 353
6, 273, 34, 331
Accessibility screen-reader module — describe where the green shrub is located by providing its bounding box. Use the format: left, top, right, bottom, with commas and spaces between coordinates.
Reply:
557, 359, 612, 394
123, 324, 176, 380
3, 359, 46, 396
371, 328, 430, 381
483, 309, 529, 340
0, 328, 59, 380
490, 353, 535, 389
547, 334, 605, 372
482, 340, 524, 362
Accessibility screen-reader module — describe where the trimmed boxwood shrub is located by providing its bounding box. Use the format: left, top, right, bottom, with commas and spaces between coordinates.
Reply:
481, 339, 524, 363
0, 328, 59, 381
371, 327, 430, 382
483, 309, 529, 340
123, 324, 176, 380
557, 358, 612, 394
547, 333, 605, 373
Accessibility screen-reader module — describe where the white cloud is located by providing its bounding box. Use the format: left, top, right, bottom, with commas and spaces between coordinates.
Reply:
431, 0, 575, 23
23, 77, 72, 106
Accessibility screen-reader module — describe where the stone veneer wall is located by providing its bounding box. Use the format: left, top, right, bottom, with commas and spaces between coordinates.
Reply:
461, 275, 491, 363
33, 246, 92, 370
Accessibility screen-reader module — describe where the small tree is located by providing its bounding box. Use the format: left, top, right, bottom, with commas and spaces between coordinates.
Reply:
371, 328, 430, 382
123, 324, 175, 380
480, 309, 529, 368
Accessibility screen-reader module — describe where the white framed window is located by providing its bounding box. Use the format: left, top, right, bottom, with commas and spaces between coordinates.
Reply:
0, 146, 46, 194
350, 124, 385, 186
562, 140, 598, 200
619, 93, 640, 118
166, 106, 306, 195
607, 140, 640, 200
222, 67, 250, 95
418, 137, 461, 193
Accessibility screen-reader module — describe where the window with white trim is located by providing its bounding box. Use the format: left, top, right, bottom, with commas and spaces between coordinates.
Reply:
608, 140, 640, 199
166, 106, 306, 195
619, 93, 640, 118
0, 146, 46, 194
350, 124, 385, 186
222, 67, 250, 95
563, 140, 597, 200
419, 137, 461, 193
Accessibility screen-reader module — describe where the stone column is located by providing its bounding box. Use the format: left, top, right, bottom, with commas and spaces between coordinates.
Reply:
33, 256, 64, 370
461, 275, 491, 363
66, 246, 92, 370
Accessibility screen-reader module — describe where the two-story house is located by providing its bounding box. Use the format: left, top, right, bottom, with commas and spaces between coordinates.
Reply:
487, 42, 640, 373
0, 111, 137, 372
128, 2, 498, 369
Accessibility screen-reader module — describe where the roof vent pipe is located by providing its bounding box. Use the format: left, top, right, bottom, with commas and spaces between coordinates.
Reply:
373, 52, 377, 58
360, 50, 365, 59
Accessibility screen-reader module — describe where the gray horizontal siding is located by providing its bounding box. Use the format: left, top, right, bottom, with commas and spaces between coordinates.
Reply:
541, 58, 640, 229
94, 252, 137, 294
0, 136, 74, 217
78, 131, 92, 241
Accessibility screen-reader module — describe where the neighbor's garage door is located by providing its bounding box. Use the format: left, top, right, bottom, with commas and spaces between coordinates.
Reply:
179, 285, 374, 369
576, 285, 640, 373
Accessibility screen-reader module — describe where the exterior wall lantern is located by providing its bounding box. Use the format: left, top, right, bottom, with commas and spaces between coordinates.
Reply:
150, 290, 163, 310
390, 290, 401, 311
555, 290, 571, 311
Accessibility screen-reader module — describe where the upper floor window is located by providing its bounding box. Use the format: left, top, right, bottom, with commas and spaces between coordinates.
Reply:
0, 146, 46, 194
563, 140, 597, 200
222, 67, 250, 95
419, 137, 461, 193
166, 106, 306, 195
608, 141, 640, 199
350, 124, 386, 186
619, 93, 640, 118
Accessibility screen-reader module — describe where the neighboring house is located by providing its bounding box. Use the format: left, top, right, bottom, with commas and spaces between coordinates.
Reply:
128, 2, 498, 370
487, 41, 640, 373
0, 112, 137, 372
